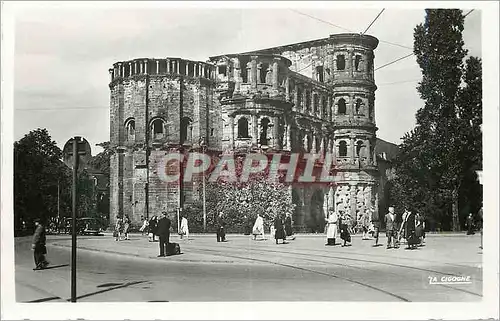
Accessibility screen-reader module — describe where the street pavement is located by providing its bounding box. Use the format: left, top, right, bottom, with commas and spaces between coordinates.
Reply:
15, 232, 483, 302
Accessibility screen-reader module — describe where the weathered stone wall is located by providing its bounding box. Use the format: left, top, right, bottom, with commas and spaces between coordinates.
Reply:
109, 34, 387, 231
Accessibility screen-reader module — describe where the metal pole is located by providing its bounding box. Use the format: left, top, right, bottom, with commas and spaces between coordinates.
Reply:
202, 145, 207, 232
57, 180, 60, 226
71, 138, 78, 302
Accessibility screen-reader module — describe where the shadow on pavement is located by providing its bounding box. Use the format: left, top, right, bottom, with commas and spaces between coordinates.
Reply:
71, 281, 147, 301
26, 296, 64, 303
41, 264, 69, 270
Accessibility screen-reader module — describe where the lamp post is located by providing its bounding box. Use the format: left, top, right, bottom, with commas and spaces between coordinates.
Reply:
200, 137, 207, 232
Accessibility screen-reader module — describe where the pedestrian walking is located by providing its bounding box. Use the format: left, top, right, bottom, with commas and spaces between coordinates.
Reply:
148, 215, 158, 242
156, 212, 171, 257
466, 213, 475, 235
32, 218, 49, 270
397, 209, 409, 247
384, 206, 397, 249
273, 214, 287, 244
114, 216, 123, 241
369, 206, 381, 247
415, 212, 425, 246
284, 212, 295, 240
324, 208, 338, 246
405, 210, 419, 249
216, 212, 226, 242
179, 215, 189, 240
123, 216, 131, 240
361, 209, 371, 240
139, 216, 148, 236
339, 212, 352, 247
252, 213, 266, 240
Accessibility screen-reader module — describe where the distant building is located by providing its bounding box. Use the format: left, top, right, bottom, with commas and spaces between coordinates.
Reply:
108, 33, 399, 231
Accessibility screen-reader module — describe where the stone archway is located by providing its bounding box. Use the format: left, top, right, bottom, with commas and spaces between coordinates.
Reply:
308, 189, 325, 233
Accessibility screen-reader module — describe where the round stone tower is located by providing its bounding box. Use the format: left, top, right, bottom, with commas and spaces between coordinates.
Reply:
328, 34, 379, 220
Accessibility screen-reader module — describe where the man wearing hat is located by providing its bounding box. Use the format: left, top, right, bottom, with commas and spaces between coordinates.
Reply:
156, 211, 172, 257
369, 206, 381, 247
32, 218, 49, 270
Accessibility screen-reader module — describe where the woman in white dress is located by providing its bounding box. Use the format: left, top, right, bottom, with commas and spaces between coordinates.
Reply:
252, 214, 266, 240
180, 215, 189, 240
325, 208, 338, 246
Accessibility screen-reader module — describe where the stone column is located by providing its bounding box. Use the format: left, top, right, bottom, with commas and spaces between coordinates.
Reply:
349, 94, 355, 118
118, 63, 122, 77
272, 59, 279, 89
252, 114, 258, 145
327, 95, 332, 121
251, 56, 258, 89
350, 184, 357, 218
144, 60, 148, 74
349, 49, 354, 77
129, 63, 133, 76
109, 68, 114, 82
176, 61, 180, 74
229, 116, 235, 149
166, 59, 170, 74
139, 61, 143, 74
273, 117, 279, 148
285, 77, 290, 101
311, 91, 316, 115
156, 60, 159, 74
185, 62, 189, 76
350, 135, 355, 164
332, 139, 337, 165
366, 139, 371, 164
134, 61, 138, 74
234, 58, 241, 93
294, 84, 299, 111
302, 89, 307, 112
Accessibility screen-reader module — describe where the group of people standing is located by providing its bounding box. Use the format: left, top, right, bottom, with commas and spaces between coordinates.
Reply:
113, 215, 131, 241
217, 212, 294, 244
325, 208, 353, 247
384, 206, 426, 250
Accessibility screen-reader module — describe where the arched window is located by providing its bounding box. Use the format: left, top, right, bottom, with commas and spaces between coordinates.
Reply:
259, 118, 270, 146
337, 55, 346, 70
338, 98, 346, 115
180, 117, 192, 145
313, 94, 319, 114
339, 141, 347, 157
260, 63, 269, 83
355, 99, 363, 115
151, 118, 166, 140
354, 55, 362, 71
237, 117, 249, 138
356, 141, 363, 157
125, 118, 135, 141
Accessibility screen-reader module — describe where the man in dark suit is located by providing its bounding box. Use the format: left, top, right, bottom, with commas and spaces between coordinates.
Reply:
156, 212, 171, 257
32, 218, 49, 270
384, 206, 397, 249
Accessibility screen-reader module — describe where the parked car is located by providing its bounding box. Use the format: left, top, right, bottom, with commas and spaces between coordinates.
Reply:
77, 218, 105, 235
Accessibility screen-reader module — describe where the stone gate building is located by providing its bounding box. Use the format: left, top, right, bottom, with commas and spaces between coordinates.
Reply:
108, 33, 397, 231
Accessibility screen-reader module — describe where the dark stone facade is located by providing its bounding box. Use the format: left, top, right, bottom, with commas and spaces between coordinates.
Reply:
108, 33, 398, 231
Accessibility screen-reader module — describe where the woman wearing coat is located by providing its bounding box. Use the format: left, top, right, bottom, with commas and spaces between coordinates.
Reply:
325, 208, 338, 246
339, 212, 352, 247
180, 215, 189, 240
405, 211, 418, 249
252, 213, 266, 240
273, 214, 287, 244
123, 216, 131, 240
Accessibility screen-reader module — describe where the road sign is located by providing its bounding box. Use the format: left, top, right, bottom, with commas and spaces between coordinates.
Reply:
63, 136, 88, 303
62, 137, 91, 169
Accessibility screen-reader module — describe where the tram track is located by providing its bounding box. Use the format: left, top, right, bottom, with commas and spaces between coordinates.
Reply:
189, 243, 482, 299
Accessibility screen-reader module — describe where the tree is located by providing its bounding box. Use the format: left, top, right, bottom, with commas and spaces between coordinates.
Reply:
14, 128, 71, 231
392, 9, 482, 231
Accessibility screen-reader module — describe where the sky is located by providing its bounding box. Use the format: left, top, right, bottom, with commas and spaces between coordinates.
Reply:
11, 2, 482, 155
